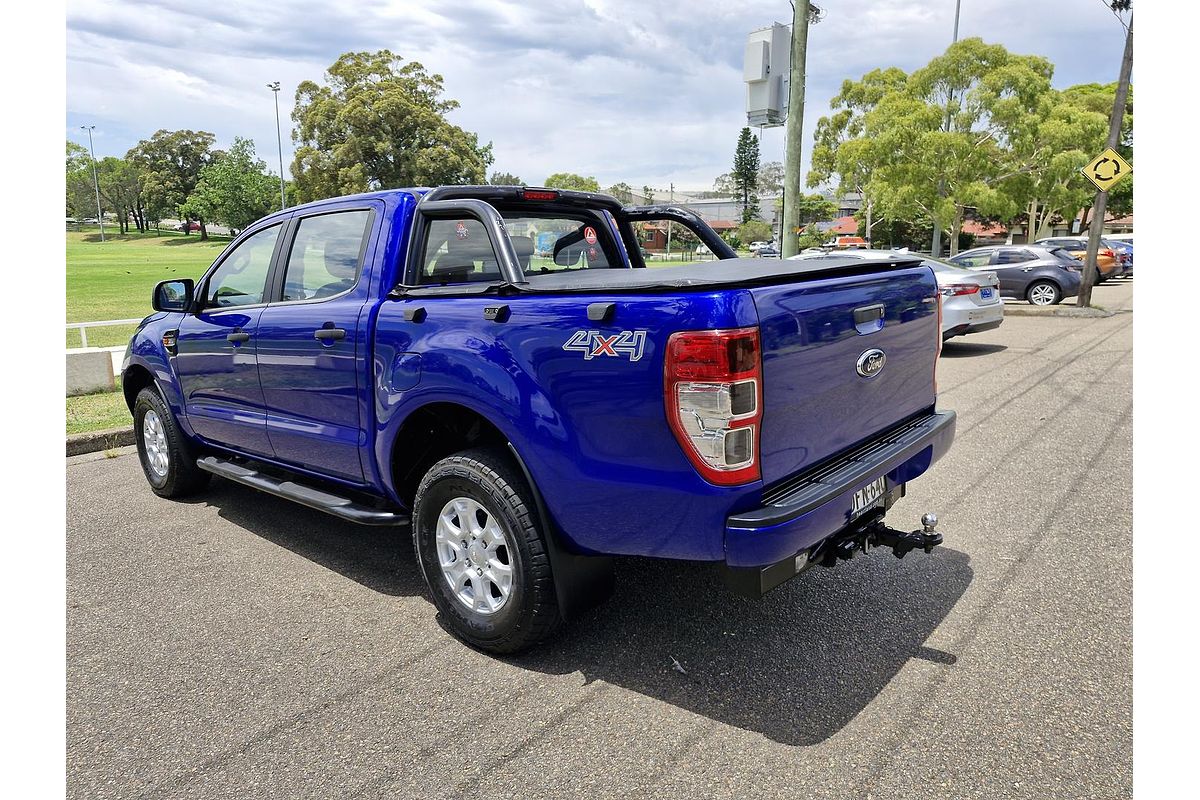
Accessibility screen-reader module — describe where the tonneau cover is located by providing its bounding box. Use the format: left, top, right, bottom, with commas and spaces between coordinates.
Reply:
511, 255, 925, 293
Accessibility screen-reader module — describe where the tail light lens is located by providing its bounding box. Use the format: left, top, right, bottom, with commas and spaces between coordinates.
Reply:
940, 283, 980, 296
665, 327, 762, 486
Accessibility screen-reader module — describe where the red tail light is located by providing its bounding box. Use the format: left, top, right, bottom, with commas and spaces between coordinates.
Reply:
520, 188, 560, 201
664, 327, 762, 486
940, 283, 980, 296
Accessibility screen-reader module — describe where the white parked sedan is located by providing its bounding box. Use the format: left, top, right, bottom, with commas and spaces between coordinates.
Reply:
788, 248, 1004, 340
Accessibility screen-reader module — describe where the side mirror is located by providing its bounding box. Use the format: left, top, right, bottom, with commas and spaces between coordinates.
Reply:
153, 279, 194, 312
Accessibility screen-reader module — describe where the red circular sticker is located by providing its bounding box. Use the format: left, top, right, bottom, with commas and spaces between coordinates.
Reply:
583, 226, 598, 246
455, 221, 468, 239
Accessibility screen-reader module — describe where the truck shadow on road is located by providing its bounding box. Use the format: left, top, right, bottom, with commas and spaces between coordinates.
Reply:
940, 341, 1007, 357
515, 549, 972, 746
203, 479, 972, 747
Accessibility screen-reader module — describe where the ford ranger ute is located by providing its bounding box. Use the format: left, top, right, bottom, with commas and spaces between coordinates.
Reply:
123, 186, 955, 653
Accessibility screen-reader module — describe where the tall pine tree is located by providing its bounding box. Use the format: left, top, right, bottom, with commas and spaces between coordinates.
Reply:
733, 127, 761, 223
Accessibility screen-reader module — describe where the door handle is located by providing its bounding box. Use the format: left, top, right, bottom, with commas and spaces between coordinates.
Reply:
314, 327, 346, 341
226, 330, 251, 343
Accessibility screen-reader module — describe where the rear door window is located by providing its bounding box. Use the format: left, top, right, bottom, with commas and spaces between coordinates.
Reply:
996, 249, 1035, 264
280, 210, 372, 301
417, 219, 503, 285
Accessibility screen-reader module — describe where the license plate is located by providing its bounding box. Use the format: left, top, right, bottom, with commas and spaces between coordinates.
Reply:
980, 287, 995, 299
851, 476, 887, 519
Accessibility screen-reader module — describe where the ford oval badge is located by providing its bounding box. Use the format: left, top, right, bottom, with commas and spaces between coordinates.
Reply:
856, 348, 886, 378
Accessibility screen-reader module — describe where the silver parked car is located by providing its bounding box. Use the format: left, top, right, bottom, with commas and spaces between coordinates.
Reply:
788, 248, 1004, 340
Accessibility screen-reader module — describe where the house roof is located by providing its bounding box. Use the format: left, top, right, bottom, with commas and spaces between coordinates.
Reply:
961, 219, 1008, 237
828, 215, 858, 234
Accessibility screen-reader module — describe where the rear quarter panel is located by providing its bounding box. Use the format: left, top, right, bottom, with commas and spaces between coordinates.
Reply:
373, 290, 763, 561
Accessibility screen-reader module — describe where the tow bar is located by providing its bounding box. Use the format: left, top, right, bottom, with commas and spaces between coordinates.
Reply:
820, 512, 943, 567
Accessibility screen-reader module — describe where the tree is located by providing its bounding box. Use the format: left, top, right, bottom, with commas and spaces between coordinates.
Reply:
184, 137, 279, 233
95, 158, 143, 234
792, 193, 838, 227
489, 171, 524, 185
128, 129, 218, 237
642, 185, 655, 204
808, 67, 908, 243
66, 141, 97, 218
1005, 86, 1110, 242
757, 161, 784, 196
732, 127, 761, 223
606, 182, 633, 204
851, 39, 1055, 255
543, 173, 601, 192
291, 50, 493, 202
712, 172, 736, 196
739, 219, 773, 244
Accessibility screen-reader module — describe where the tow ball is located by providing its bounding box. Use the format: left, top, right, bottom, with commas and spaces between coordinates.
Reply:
868, 513, 943, 559
822, 512, 944, 566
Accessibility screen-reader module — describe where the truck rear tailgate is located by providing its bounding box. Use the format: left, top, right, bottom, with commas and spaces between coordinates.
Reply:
750, 264, 939, 486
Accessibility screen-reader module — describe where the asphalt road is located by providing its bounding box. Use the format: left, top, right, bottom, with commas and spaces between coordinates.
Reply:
67, 279, 1133, 799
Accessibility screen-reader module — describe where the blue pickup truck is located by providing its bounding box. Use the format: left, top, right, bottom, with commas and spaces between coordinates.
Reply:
122, 185, 955, 653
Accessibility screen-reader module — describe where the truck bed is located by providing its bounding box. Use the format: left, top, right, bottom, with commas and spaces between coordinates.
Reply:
402, 255, 926, 294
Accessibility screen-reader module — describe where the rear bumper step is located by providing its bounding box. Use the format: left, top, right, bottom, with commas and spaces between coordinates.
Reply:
196, 456, 408, 526
723, 509, 944, 597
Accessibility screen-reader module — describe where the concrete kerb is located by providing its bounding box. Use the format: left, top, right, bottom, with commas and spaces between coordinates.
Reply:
1001, 304, 1115, 318
67, 426, 136, 457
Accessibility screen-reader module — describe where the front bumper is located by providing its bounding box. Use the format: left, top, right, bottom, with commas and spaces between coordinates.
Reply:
723, 410, 956, 570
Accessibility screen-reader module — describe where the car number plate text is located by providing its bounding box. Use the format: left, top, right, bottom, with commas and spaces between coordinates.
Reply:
851, 476, 888, 519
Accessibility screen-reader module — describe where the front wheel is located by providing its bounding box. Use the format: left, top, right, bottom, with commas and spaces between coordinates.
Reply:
1026, 280, 1061, 306
133, 387, 211, 498
412, 448, 562, 654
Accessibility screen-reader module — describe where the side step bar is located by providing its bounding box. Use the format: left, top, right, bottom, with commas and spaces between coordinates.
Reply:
196, 457, 408, 526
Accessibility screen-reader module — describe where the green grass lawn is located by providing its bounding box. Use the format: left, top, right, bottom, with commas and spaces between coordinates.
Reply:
66, 227, 231, 347
66, 380, 129, 435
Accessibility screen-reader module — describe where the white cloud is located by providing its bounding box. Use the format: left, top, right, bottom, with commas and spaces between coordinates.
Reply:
66, 0, 1129, 193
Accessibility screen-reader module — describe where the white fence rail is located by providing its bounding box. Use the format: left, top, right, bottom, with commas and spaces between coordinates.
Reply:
66, 318, 142, 349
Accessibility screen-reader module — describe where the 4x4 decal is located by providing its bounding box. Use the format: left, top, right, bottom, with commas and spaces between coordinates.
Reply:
562, 330, 647, 361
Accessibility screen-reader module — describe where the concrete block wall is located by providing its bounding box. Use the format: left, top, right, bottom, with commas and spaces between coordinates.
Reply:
66, 349, 117, 396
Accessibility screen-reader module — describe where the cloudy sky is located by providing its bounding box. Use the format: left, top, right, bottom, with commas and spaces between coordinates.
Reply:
65, 0, 1129, 193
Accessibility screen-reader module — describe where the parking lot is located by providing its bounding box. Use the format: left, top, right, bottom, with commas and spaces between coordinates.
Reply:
66, 280, 1132, 799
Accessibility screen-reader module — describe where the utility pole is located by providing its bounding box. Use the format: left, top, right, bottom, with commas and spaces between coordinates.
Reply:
931, 0, 963, 258
1079, 11, 1132, 307
80, 125, 104, 242
268, 81, 287, 210
781, 1, 819, 258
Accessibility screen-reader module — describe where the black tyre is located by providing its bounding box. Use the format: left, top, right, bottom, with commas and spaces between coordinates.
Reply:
133, 387, 211, 498
1026, 280, 1062, 306
412, 448, 562, 654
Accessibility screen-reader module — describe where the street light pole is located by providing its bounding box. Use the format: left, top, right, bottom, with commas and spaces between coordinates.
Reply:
81, 125, 104, 242
931, 0, 963, 257
268, 81, 286, 210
